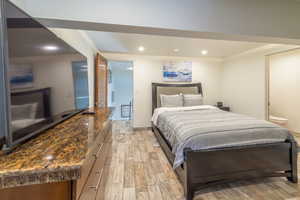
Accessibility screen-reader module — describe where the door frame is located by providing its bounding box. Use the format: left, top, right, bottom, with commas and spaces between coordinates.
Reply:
264, 47, 300, 122
107, 59, 134, 120
265, 55, 270, 121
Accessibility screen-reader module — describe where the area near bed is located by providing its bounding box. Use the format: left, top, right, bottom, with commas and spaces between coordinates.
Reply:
151, 82, 298, 200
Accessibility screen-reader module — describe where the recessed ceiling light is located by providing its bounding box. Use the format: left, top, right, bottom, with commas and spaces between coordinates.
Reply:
173, 48, 179, 52
138, 46, 145, 52
201, 50, 208, 55
43, 45, 59, 51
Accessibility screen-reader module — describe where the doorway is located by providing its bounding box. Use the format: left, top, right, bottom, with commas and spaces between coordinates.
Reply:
108, 60, 133, 121
72, 61, 89, 109
267, 48, 300, 135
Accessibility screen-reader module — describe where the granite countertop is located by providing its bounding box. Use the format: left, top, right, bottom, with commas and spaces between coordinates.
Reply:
0, 107, 111, 189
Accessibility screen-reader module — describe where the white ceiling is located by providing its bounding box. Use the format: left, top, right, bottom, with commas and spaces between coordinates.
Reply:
11, 0, 300, 45
86, 31, 267, 58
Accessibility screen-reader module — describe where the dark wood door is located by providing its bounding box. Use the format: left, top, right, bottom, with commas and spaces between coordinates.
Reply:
95, 53, 108, 108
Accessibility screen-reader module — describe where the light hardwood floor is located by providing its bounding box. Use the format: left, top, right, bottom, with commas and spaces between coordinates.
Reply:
97, 121, 300, 200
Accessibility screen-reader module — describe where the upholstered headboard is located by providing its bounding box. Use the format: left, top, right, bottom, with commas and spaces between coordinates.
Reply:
152, 83, 203, 113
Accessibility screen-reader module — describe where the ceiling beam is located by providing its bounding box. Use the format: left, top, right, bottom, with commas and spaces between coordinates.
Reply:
9, 0, 300, 45
38, 18, 300, 45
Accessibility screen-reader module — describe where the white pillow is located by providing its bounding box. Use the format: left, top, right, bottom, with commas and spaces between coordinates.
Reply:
183, 94, 203, 107
11, 103, 38, 121
160, 94, 183, 107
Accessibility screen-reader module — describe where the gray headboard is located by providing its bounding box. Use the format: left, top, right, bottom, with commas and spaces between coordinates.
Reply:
152, 82, 203, 113
11, 88, 51, 119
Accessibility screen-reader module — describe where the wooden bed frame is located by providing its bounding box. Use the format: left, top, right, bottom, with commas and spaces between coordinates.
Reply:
151, 82, 298, 200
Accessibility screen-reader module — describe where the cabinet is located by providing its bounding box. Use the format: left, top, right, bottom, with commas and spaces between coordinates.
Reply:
75, 120, 112, 200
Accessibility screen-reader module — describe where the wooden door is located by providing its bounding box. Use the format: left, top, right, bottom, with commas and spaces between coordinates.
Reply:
94, 53, 108, 108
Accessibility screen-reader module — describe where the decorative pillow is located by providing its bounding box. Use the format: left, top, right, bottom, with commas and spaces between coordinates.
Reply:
183, 94, 203, 106
160, 94, 183, 107
11, 103, 38, 121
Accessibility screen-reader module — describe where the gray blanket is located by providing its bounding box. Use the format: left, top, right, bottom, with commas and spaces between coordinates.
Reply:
156, 108, 293, 168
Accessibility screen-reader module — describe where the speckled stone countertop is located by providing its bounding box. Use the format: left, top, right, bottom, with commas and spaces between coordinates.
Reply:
0, 107, 111, 189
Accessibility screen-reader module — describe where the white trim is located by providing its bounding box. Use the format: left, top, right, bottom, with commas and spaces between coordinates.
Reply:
103, 52, 223, 62
225, 44, 299, 61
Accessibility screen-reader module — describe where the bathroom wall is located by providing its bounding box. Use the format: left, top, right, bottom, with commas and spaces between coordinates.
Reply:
269, 49, 300, 133
108, 61, 133, 120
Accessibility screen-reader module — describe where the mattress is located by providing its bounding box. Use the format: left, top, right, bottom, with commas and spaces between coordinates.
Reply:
152, 106, 294, 168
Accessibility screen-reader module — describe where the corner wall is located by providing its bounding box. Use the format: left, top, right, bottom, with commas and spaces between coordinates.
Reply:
269, 49, 300, 133
221, 45, 298, 119
49, 29, 99, 106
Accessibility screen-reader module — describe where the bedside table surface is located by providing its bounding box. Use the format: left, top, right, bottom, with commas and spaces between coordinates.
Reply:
217, 106, 230, 112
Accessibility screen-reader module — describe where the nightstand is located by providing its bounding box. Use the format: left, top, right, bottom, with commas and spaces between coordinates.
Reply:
217, 106, 230, 112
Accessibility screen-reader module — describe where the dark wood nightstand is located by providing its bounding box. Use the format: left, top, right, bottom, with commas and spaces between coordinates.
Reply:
217, 106, 230, 112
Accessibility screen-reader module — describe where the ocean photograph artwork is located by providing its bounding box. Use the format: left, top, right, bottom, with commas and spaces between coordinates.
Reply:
9, 64, 34, 89
163, 61, 192, 82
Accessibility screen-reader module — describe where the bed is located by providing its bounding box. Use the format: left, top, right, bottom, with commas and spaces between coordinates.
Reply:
151, 82, 298, 200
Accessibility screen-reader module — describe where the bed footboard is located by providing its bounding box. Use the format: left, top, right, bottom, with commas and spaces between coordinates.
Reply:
183, 140, 298, 200
152, 124, 297, 200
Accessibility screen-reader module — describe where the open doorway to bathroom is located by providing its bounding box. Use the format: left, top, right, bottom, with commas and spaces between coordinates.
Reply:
267, 48, 300, 139
72, 61, 89, 109
108, 60, 133, 132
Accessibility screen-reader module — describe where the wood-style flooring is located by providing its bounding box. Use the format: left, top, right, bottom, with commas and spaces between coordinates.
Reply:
97, 121, 300, 200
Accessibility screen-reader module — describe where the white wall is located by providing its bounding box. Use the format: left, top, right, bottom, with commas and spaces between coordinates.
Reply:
49, 28, 98, 107
221, 45, 298, 120
104, 53, 222, 128
269, 49, 300, 132
221, 51, 267, 119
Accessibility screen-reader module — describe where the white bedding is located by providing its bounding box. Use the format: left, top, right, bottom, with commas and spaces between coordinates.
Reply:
155, 107, 292, 168
151, 105, 217, 126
